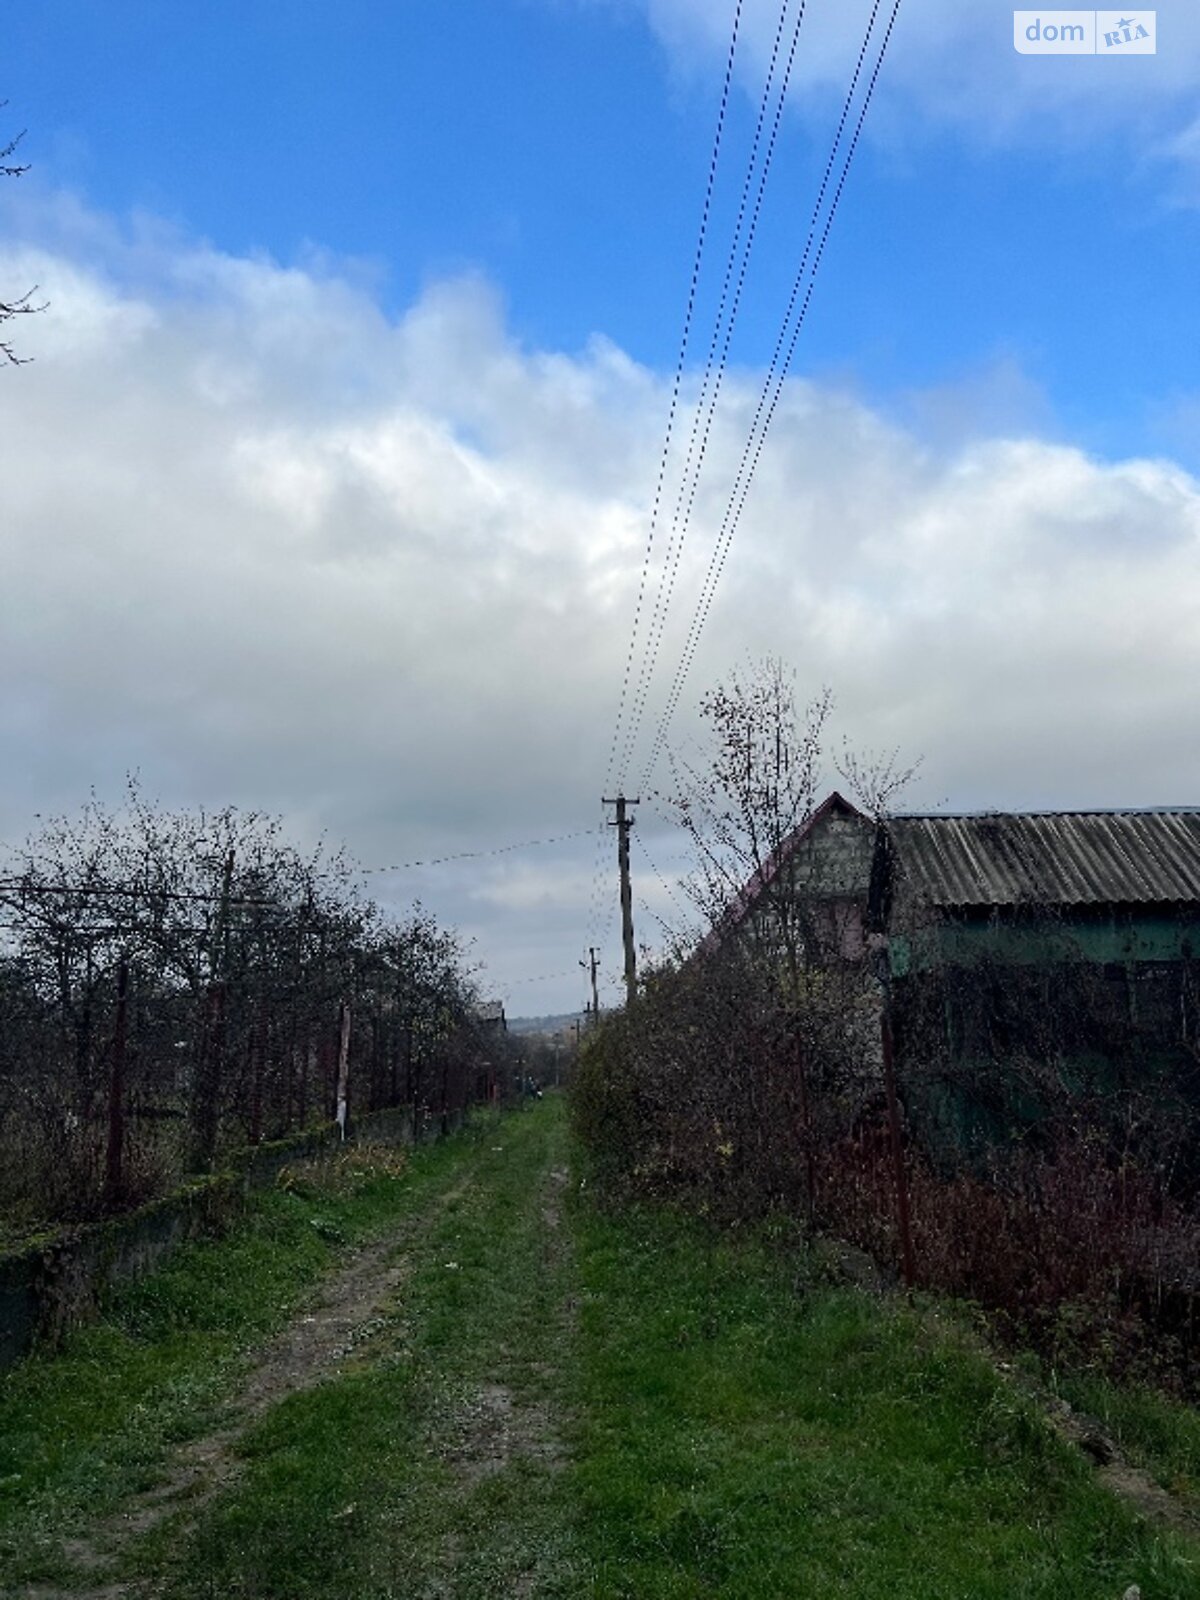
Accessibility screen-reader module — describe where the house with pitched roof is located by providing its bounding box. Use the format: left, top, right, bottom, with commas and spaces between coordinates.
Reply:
707, 793, 1200, 1156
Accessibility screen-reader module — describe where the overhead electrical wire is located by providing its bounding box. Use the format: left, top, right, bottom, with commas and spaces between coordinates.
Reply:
588, 0, 904, 969
364, 826, 604, 876
638, 0, 905, 794
599, 0, 746, 801
636, 832, 698, 938
583, 802, 614, 948
500, 967, 584, 989
0, 879, 274, 906
616, 0, 810, 792
586, 0, 748, 966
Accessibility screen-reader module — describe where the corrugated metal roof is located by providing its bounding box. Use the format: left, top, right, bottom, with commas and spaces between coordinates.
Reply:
887, 811, 1200, 907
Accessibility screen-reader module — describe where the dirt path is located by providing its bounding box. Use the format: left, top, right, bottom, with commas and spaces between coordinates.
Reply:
15, 1112, 580, 1600
436, 1164, 571, 1490
394, 1155, 578, 1599
16, 1171, 476, 1599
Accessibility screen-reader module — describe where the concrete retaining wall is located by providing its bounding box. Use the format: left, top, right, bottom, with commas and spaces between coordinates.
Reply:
0, 1103, 426, 1374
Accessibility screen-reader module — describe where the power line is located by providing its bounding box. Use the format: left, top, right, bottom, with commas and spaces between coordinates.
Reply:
601, 0, 746, 798
636, 832, 697, 938
498, 968, 583, 988
0, 879, 274, 906
590, 0, 747, 970
637, 895, 672, 938
641, 0, 902, 790
639, 0, 905, 793
364, 826, 605, 876
584, 800, 614, 947
617, 0, 810, 791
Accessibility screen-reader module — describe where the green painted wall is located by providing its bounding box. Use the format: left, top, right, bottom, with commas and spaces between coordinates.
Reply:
889, 908, 1200, 978
886, 905, 1200, 1167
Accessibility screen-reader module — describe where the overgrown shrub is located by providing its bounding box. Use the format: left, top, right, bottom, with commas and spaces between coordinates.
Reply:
572, 947, 822, 1220
573, 949, 1200, 1393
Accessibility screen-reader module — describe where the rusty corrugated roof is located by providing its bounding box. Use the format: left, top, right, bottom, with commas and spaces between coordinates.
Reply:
887, 811, 1200, 907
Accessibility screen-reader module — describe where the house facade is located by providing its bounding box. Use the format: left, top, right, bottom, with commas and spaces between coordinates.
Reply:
870, 808, 1200, 1156
709, 794, 1200, 1160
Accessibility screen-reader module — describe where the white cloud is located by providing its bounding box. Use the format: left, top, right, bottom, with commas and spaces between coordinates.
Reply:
636, 0, 1200, 183
2, 195, 1199, 1007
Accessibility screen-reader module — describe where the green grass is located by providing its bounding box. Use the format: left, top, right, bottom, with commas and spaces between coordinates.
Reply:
570, 1197, 1200, 1599
1055, 1368, 1200, 1512
138, 1101, 581, 1599
0, 1122, 491, 1587
4, 1097, 1199, 1597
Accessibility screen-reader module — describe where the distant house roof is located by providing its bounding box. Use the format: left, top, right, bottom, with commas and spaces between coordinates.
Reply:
471, 1000, 507, 1025
881, 810, 1200, 910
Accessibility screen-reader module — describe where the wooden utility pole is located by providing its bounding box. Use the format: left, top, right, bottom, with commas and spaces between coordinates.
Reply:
603, 795, 639, 1006
335, 1000, 352, 1140
190, 848, 235, 1171
104, 955, 130, 1207
579, 946, 601, 1024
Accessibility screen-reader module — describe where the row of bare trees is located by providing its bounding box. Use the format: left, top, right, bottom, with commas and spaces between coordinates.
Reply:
0, 784, 510, 1227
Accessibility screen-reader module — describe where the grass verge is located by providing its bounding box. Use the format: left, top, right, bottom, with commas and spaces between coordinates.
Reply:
570, 1195, 1200, 1599
1054, 1367, 1200, 1514
5, 1098, 1198, 1598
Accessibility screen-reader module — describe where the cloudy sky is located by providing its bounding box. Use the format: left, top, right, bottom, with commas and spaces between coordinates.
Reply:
3, 0, 1199, 1012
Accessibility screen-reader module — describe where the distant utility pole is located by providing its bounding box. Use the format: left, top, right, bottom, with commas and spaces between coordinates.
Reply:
579, 946, 601, 1024
602, 795, 639, 1006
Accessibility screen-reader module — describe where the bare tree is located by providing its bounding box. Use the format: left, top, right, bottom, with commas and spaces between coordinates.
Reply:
1, 116, 45, 365
658, 657, 833, 973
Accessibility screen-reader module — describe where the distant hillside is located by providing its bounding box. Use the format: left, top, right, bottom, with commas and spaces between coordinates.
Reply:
507, 1012, 584, 1037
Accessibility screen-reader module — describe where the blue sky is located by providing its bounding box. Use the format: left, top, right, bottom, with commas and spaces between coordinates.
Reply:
11, 0, 1200, 457
3, 1, 1200, 1010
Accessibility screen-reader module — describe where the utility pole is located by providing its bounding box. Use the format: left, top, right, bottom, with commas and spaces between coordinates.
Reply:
190, 847, 235, 1171
104, 954, 130, 1207
335, 1000, 352, 1140
602, 795, 639, 1007
579, 946, 601, 1024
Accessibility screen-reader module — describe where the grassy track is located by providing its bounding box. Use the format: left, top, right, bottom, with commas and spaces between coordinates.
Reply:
0, 1114, 569, 1594
2, 1095, 1197, 1597
138, 1103, 581, 1599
